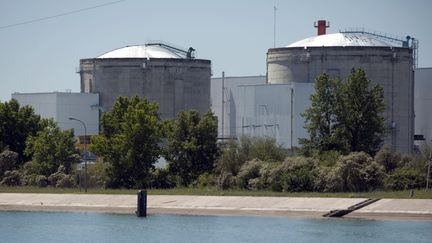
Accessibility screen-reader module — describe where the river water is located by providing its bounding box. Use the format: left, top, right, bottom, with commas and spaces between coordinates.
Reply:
0, 211, 431, 243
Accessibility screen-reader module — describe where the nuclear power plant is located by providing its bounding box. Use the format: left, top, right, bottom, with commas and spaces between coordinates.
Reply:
11, 20, 428, 155
212, 20, 418, 154
79, 43, 211, 119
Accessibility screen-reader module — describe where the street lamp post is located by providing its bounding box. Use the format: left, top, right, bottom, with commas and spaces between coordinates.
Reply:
69, 117, 88, 193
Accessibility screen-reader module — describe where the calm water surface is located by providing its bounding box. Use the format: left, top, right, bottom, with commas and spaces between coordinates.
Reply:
0, 211, 431, 243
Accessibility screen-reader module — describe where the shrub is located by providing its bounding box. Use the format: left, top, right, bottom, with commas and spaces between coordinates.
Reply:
0, 150, 19, 178
384, 168, 426, 190
317, 150, 341, 167
48, 165, 75, 188
268, 157, 319, 192
56, 175, 75, 188
150, 168, 176, 189
375, 144, 401, 173
197, 172, 216, 188
0, 170, 21, 186
217, 172, 235, 190
36, 175, 49, 187
329, 152, 385, 192
87, 160, 110, 188
236, 159, 263, 189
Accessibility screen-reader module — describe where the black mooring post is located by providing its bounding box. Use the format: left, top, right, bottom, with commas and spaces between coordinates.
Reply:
136, 190, 147, 217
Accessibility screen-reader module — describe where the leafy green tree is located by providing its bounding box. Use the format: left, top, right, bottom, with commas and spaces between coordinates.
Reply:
300, 68, 386, 156
91, 96, 162, 189
299, 73, 345, 155
164, 110, 218, 186
24, 119, 78, 176
339, 69, 386, 155
0, 99, 43, 162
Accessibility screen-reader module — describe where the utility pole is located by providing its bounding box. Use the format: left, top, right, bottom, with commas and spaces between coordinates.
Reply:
221, 71, 225, 140
273, 5, 277, 48
427, 145, 432, 191
69, 117, 88, 193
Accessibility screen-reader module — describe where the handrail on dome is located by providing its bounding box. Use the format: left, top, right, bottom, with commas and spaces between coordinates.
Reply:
146, 43, 195, 59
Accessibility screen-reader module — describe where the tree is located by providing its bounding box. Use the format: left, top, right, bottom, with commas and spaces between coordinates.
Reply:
0, 99, 43, 162
91, 96, 162, 189
164, 110, 218, 186
299, 73, 345, 155
339, 69, 386, 155
300, 68, 386, 156
25, 119, 78, 176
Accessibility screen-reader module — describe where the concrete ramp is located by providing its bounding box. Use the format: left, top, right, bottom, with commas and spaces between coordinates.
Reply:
323, 198, 380, 217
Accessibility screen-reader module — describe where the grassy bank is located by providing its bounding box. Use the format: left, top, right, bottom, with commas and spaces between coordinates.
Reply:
1, 186, 432, 199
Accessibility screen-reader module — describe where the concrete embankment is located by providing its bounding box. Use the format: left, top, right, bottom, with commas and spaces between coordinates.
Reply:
0, 193, 431, 220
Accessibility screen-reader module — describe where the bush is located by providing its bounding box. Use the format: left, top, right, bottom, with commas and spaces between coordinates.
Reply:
215, 140, 242, 176
375, 144, 401, 173
0, 150, 19, 178
150, 168, 177, 189
236, 159, 263, 189
55, 174, 75, 188
36, 175, 49, 187
328, 152, 385, 192
317, 150, 341, 167
87, 160, 110, 188
0, 170, 22, 186
384, 168, 425, 190
48, 165, 76, 188
217, 172, 235, 190
197, 172, 216, 188
268, 157, 319, 192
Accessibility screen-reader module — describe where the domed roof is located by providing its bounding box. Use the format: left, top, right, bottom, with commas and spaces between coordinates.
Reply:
97, 45, 183, 59
287, 33, 396, 48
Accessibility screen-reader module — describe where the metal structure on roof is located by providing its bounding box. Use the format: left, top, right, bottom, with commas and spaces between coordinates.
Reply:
97, 43, 195, 59
339, 28, 419, 67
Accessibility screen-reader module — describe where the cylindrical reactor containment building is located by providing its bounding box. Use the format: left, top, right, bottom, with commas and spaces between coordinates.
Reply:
79, 44, 211, 119
267, 32, 415, 154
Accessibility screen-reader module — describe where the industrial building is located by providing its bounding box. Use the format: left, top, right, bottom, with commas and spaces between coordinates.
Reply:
210, 75, 266, 139
414, 67, 432, 143
211, 21, 418, 154
11, 92, 99, 136
79, 43, 211, 119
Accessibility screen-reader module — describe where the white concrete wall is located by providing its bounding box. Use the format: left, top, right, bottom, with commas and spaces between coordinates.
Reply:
211, 75, 266, 139
12, 92, 99, 136
415, 67, 432, 142
235, 83, 313, 148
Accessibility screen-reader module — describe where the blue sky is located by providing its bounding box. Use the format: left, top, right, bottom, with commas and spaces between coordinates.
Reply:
1, 0, 431, 101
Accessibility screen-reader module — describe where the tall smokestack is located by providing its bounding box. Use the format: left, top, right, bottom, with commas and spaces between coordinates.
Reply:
314, 20, 329, 35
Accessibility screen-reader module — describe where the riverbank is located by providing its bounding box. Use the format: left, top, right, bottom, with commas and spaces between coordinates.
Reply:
1, 193, 432, 220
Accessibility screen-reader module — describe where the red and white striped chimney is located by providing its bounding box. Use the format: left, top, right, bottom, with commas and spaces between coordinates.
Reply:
314, 20, 329, 35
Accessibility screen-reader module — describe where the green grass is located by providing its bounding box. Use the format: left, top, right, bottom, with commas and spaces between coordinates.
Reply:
1, 186, 432, 199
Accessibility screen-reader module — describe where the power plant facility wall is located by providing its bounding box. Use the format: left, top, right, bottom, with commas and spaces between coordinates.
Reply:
80, 58, 211, 119
11, 92, 100, 136
267, 44, 415, 154
211, 75, 266, 139
236, 83, 314, 148
414, 67, 432, 143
